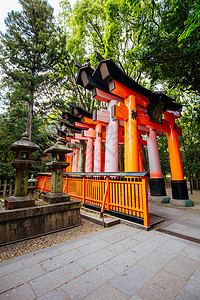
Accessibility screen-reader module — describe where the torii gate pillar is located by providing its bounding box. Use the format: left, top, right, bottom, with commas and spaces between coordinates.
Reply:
147, 128, 166, 196
125, 95, 139, 172
165, 111, 193, 206
94, 124, 102, 172
85, 138, 93, 172
105, 100, 119, 172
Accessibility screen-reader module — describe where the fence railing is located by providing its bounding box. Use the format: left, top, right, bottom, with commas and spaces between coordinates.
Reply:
37, 172, 149, 228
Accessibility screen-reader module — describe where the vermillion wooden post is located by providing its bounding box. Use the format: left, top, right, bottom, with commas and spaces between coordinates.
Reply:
106, 176, 110, 211
138, 138, 144, 172
63, 176, 68, 193
100, 176, 110, 216
39, 175, 46, 195
94, 124, 102, 172
165, 113, 184, 180
142, 176, 150, 228
82, 175, 86, 204
124, 110, 129, 172
85, 138, 93, 172
75, 148, 79, 172
72, 150, 76, 172
105, 100, 118, 172
165, 112, 193, 206
78, 141, 85, 172
147, 127, 166, 196
124, 95, 139, 172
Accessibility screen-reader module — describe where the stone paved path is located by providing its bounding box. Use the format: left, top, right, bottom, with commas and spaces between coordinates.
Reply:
0, 203, 200, 299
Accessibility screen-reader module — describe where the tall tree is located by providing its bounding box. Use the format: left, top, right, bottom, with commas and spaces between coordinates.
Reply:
0, 101, 48, 179
133, 0, 200, 95
58, 0, 107, 112
0, 0, 62, 139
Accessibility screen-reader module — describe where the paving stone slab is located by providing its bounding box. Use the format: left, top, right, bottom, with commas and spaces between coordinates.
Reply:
0, 242, 63, 266
176, 289, 199, 300
30, 262, 85, 298
76, 248, 115, 271
163, 254, 200, 279
84, 283, 129, 300
180, 244, 200, 261
62, 265, 116, 299
184, 267, 200, 298
42, 249, 84, 272
109, 264, 154, 296
106, 237, 139, 254
136, 283, 169, 300
78, 239, 110, 256
129, 230, 156, 242
156, 238, 187, 258
104, 238, 161, 274
0, 263, 45, 294
102, 231, 133, 244
136, 269, 186, 300
150, 231, 170, 244
86, 225, 130, 241
130, 296, 143, 300
137, 249, 174, 273
0, 260, 24, 278
165, 222, 200, 238
116, 227, 141, 237
103, 249, 139, 274
37, 287, 71, 300
126, 238, 161, 260
0, 283, 35, 300
58, 237, 94, 253
22, 248, 62, 267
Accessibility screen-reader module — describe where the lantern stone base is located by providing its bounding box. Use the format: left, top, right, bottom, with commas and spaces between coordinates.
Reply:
148, 195, 171, 204
0, 200, 81, 245
43, 193, 70, 204
170, 198, 194, 207
5, 196, 35, 209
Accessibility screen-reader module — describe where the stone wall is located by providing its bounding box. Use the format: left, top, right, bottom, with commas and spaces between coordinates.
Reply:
0, 200, 81, 245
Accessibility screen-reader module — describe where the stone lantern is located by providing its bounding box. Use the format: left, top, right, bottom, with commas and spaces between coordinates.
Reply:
28, 175, 37, 196
43, 137, 73, 203
5, 132, 40, 209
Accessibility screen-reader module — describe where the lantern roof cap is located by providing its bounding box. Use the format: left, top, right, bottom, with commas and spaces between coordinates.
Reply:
10, 132, 40, 152
44, 137, 73, 154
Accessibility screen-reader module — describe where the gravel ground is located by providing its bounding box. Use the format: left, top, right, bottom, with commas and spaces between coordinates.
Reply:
0, 219, 102, 262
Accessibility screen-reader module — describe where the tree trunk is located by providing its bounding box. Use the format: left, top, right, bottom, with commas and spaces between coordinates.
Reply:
26, 85, 34, 140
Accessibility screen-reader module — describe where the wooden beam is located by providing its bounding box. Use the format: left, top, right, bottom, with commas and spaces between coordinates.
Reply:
92, 87, 123, 103
109, 80, 149, 107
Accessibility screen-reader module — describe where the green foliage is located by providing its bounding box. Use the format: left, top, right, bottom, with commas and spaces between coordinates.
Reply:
0, 0, 68, 137
0, 102, 49, 179
0, 0, 57, 91
157, 134, 171, 177
0, 0, 199, 184
177, 94, 200, 180
135, 0, 200, 94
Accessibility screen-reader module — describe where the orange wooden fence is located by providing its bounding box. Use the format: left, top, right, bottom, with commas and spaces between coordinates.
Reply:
37, 172, 149, 228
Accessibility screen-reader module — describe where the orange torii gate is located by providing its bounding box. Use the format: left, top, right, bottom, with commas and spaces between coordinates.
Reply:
75, 59, 167, 197
75, 54, 193, 207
